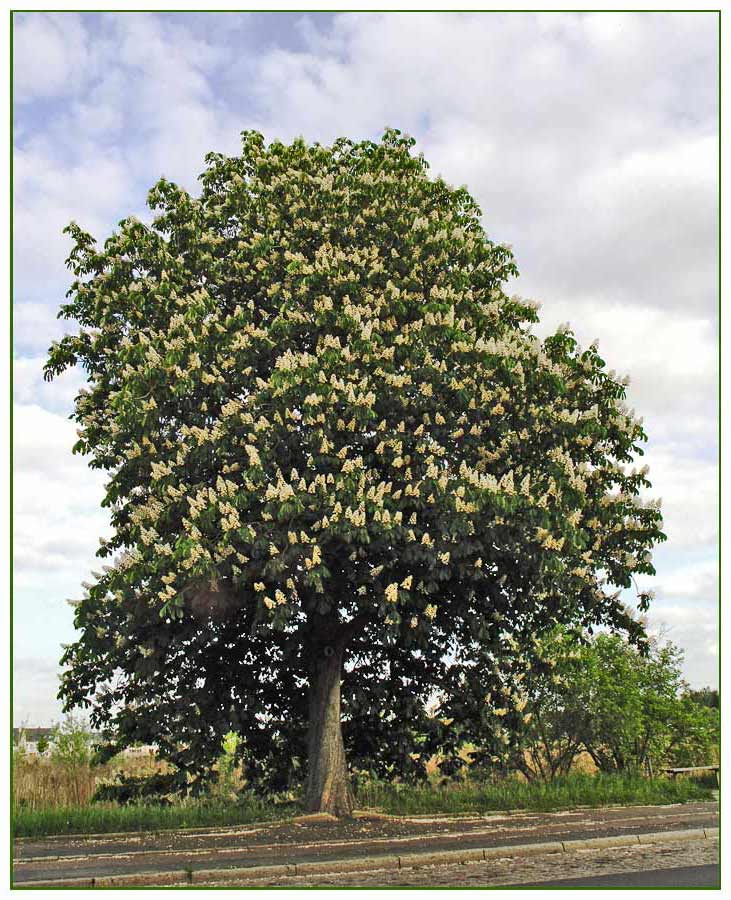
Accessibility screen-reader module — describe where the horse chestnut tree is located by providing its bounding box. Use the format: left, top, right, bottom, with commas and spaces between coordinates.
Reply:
46, 130, 664, 816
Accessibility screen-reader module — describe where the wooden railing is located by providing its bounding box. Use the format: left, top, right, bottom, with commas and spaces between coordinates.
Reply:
661, 765, 719, 786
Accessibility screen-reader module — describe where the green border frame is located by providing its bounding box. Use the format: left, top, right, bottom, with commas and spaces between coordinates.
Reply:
8, 7, 722, 891
9, 8, 14, 882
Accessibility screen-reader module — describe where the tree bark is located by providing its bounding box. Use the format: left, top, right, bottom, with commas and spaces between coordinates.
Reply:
303, 636, 355, 817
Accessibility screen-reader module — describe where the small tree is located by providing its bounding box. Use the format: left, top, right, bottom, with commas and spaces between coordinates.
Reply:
512, 631, 718, 778
577, 633, 651, 772
50, 715, 95, 805
663, 697, 719, 769
210, 731, 242, 801
497, 628, 589, 782
46, 129, 664, 815
13, 730, 27, 759
495, 630, 719, 782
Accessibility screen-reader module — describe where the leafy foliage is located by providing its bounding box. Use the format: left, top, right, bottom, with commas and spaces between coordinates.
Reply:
498, 630, 719, 780
49, 715, 95, 769
684, 687, 719, 709
92, 772, 178, 805
46, 129, 665, 790
45, 715, 97, 805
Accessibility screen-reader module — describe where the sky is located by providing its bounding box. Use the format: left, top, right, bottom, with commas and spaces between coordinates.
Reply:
12, 11, 719, 724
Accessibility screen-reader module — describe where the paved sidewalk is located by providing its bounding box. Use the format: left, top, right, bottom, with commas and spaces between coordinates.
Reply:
229, 837, 718, 888
13, 801, 718, 887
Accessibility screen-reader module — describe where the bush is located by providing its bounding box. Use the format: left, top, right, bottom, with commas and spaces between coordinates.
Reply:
207, 731, 242, 801
356, 771, 715, 816
92, 773, 178, 805
501, 630, 720, 781
50, 715, 95, 767
46, 715, 97, 806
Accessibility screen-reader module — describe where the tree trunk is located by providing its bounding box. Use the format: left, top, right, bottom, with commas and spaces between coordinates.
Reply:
303, 637, 355, 817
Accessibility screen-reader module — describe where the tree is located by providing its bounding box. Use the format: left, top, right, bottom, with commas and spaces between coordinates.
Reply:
496, 627, 590, 782
510, 631, 718, 778
493, 630, 719, 782
662, 696, 719, 769
49, 715, 95, 805
50, 715, 94, 766
684, 687, 719, 709
46, 129, 665, 816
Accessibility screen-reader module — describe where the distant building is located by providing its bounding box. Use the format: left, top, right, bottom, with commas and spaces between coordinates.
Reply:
13, 727, 102, 756
120, 745, 158, 757
13, 727, 55, 746
13, 728, 156, 759
13, 727, 55, 755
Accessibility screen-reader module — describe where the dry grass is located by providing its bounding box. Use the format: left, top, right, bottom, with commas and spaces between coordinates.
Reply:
12, 743, 606, 813
12, 752, 285, 838
12, 752, 168, 812
424, 747, 599, 781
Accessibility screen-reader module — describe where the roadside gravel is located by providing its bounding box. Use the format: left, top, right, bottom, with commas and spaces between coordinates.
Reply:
203, 837, 719, 888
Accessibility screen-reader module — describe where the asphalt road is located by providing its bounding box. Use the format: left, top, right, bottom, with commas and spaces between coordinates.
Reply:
255, 842, 719, 889
519, 864, 720, 888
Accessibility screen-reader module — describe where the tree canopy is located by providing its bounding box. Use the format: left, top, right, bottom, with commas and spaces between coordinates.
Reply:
498, 629, 718, 781
46, 129, 665, 814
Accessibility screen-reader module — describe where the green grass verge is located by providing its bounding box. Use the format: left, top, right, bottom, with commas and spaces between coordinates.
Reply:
356, 772, 716, 816
14, 773, 715, 838
13, 796, 298, 839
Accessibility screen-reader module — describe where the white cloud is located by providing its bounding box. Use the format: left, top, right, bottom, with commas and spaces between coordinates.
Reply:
13, 14, 245, 357
244, 12, 718, 315
13, 13, 97, 103
13, 404, 110, 597
631, 549, 717, 684
640, 448, 717, 550
649, 614, 718, 688
528, 301, 717, 452
660, 561, 717, 602
12, 138, 140, 337
105, 14, 241, 183
643, 556, 718, 687
509, 134, 718, 321
13, 356, 86, 415
13, 658, 65, 726
13, 302, 71, 355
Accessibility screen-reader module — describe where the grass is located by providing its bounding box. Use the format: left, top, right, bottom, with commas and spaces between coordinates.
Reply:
13, 751, 296, 838
12, 750, 167, 810
13, 795, 297, 839
13, 747, 716, 839
355, 771, 716, 817
13, 771, 715, 838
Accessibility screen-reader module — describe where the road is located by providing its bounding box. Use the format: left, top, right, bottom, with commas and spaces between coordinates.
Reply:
13, 801, 718, 887
243, 841, 719, 888
520, 864, 719, 888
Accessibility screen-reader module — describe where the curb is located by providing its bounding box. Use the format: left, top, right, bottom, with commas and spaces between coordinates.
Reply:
14, 827, 718, 888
